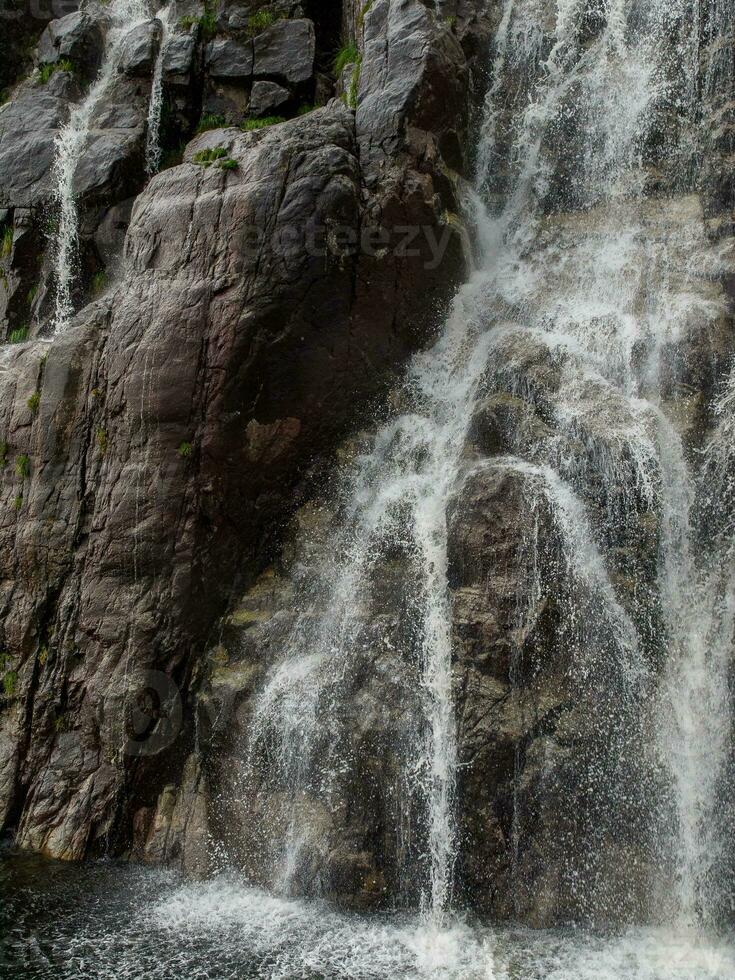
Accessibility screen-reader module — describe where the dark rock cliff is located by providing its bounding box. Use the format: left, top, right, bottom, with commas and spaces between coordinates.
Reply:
0, 0, 492, 863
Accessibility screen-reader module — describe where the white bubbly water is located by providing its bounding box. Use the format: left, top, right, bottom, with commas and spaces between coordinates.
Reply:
145, 4, 172, 175
42, 873, 735, 980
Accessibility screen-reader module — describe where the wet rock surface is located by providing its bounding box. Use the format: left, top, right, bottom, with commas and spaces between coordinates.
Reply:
0, 0, 482, 878
189, 184, 735, 925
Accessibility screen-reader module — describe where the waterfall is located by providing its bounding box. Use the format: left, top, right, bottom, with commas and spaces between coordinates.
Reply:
243, 275, 497, 914
51, 0, 151, 332
145, 5, 172, 176
237, 0, 735, 929
658, 356, 735, 926
473, 0, 734, 926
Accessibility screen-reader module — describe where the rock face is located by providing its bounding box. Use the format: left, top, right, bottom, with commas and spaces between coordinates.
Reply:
162, 32, 197, 81
119, 20, 163, 76
205, 37, 254, 79
0, 75, 79, 209
0, 2, 155, 339
1, 0, 60, 94
200, 16, 316, 122
75, 77, 151, 202
37, 9, 106, 77
252, 18, 315, 85
182, 190, 735, 926
0, 0, 483, 872
249, 79, 290, 116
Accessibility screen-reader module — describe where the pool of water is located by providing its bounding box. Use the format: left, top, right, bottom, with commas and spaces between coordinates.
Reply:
1, 852, 734, 979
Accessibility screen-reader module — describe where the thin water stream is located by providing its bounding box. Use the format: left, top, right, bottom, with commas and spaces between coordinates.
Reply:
145, 5, 172, 175
51, 0, 165, 331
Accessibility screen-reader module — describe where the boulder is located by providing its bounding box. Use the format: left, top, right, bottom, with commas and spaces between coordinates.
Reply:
72, 130, 145, 202
71, 77, 148, 203
37, 10, 106, 77
0, 82, 76, 207
119, 19, 162, 76
357, 0, 468, 173
253, 18, 315, 86
205, 37, 254, 80
249, 79, 291, 116
162, 32, 196, 84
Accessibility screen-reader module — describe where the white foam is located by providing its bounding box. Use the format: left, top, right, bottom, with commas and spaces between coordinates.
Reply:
60, 878, 732, 980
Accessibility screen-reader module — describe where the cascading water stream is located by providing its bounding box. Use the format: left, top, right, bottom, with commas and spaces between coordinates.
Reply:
473, 0, 735, 925
243, 266, 498, 916
145, 5, 172, 175
237, 0, 735, 937
51, 0, 151, 332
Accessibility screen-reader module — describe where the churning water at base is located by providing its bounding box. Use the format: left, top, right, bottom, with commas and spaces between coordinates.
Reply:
1, 856, 733, 979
